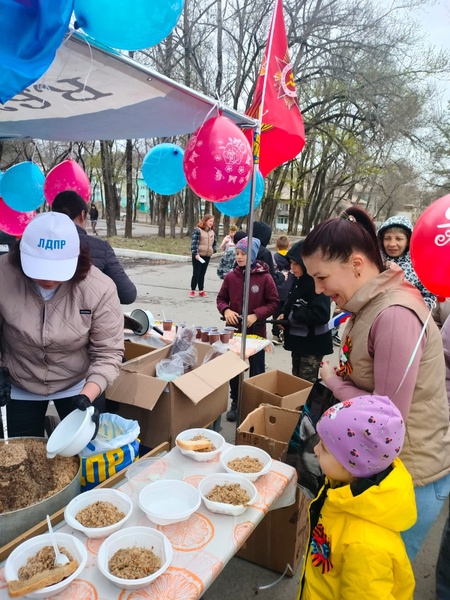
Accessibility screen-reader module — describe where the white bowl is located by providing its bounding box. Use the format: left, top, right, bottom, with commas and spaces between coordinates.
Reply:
97, 526, 173, 590
175, 428, 225, 462
4, 532, 87, 598
198, 473, 258, 516
138, 480, 200, 525
46, 407, 95, 458
220, 445, 272, 482
64, 489, 133, 539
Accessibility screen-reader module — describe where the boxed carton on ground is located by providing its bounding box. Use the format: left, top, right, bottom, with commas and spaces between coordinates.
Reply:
236, 403, 308, 575
241, 369, 312, 421
236, 487, 309, 576
236, 404, 300, 462
107, 342, 248, 448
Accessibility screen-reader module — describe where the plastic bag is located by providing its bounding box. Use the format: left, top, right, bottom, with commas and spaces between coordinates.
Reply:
202, 341, 229, 364
156, 355, 185, 381
286, 380, 338, 499
79, 413, 140, 491
80, 413, 140, 457
155, 326, 198, 380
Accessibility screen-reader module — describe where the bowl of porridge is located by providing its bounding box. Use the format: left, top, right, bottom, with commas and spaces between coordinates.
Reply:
4, 532, 87, 598
198, 473, 258, 516
97, 526, 173, 590
64, 488, 133, 539
220, 445, 272, 482
175, 428, 225, 462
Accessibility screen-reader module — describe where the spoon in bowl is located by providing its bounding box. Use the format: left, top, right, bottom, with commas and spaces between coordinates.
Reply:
46, 515, 70, 566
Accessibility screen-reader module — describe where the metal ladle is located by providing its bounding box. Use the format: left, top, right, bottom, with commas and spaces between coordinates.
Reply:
46, 515, 70, 566
1, 405, 8, 445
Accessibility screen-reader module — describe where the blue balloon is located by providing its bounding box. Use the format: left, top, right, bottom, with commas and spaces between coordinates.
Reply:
1, 162, 45, 212
142, 144, 186, 196
74, 0, 184, 51
0, 0, 74, 104
215, 171, 264, 217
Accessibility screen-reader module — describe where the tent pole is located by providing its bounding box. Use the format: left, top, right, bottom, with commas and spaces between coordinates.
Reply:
235, 135, 260, 433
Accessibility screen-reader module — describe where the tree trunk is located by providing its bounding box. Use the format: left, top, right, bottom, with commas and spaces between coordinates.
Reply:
157, 195, 169, 237
100, 140, 117, 237
124, 139, 133, 238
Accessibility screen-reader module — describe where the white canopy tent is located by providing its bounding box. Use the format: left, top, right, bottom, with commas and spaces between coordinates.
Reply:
0, 31, 256, 141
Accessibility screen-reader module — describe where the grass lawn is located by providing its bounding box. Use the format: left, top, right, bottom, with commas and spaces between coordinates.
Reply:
106, 235, 192, 255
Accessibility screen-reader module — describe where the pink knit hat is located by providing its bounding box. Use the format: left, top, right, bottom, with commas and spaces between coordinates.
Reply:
316, 395, 405, 478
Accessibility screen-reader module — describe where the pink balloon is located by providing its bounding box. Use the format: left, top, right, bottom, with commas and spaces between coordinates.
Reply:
44, 159, 91, 205
183, 115, 253, 202
0, 197, 36, 236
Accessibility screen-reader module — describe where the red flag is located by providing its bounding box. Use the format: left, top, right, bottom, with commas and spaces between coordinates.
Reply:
246, 0, 305, 177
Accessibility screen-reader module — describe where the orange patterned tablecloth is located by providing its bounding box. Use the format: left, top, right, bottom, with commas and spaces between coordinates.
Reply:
0, 444, 297, 600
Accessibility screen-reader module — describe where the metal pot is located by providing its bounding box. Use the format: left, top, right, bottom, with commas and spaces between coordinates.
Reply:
0, 437, 81, 548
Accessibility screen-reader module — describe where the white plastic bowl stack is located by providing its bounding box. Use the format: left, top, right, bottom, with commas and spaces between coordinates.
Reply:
198, 473, 258, 516
46, 407, 95, 458
4, 532, 87, 598
220, 445, 272, 482
97, 526, 173, 590
175, 428, 225, 462
138, 480, 200, 525
64, 489, 133, 539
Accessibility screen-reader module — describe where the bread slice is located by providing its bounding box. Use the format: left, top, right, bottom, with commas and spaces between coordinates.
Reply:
7, 560, 78, 598
176, 438, 212, 451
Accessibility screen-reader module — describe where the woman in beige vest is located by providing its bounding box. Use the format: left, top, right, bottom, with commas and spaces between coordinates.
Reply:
190, 214, 217, 298
300, 205, 450, 562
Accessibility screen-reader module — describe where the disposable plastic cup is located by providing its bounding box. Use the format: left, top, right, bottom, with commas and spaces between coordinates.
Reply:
163, 320, 173, 332
201, 329, 210, 342
208, 332, 220, 344
195, 326, 203, 339
220, 330, 230, 344
224, 326, 237, 339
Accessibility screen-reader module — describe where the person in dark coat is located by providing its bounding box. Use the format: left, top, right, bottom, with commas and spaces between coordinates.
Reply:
217, 236, 279, 422
52, 191, 137, 304
272, 235, 295, 343
279, 240, 333, 383
252, 221, 284, 286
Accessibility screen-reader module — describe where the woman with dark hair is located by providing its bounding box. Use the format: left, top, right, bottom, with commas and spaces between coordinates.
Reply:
52, 190, 137, 304
190, 213, 217, 298
300, 205, 450, 562
0, 212, 123, 439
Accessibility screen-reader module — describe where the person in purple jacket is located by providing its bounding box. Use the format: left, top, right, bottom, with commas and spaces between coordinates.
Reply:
217, 236, 279, 422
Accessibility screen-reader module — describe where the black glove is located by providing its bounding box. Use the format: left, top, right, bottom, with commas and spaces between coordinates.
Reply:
0, 367, 11, 408
72, 394, 100, 440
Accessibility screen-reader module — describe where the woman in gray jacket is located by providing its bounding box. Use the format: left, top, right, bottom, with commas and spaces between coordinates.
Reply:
0, 212, 124, 439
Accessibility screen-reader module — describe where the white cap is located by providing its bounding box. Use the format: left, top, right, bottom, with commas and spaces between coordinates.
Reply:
20, 212, 80, 281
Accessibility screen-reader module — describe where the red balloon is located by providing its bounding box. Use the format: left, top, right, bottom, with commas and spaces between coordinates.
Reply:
183, 115, 253, 202
0, 197, 36, 236
44, 159, 91, 205
410, 194, 450, 297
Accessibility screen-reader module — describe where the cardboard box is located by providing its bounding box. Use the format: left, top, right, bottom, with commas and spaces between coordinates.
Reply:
241, 369, 312, 421
236, 487, 309, 575
236, 404, 300, 462
107, 342, 248, 448
123, 339, 158, 360
236, 403, 308, 575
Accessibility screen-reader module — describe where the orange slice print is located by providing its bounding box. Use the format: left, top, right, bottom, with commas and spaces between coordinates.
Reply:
183, 475, 203, 488
86, 537, 104, 557
158, 513, 214, 551
0, 568, 7, 589
234, 521, 255, 547
254, 470, 289, 510
51, 579, 98, 600
118, 566, 204, 600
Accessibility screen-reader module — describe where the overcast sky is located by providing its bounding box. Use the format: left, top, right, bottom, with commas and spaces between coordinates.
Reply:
417, 0, 450, 103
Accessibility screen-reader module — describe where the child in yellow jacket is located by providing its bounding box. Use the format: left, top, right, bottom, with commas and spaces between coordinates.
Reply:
298, 394, 416, 600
